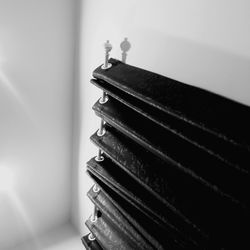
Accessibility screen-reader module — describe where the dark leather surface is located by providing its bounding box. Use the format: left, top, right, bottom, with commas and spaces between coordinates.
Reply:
85, 214, 134, 250
81, 234, 103, 250
93, 58, 250, 150
84, 59, 250, 249
86, 157, 209, 248
88, 134, 249, 249
87, 172, 167, 249
87, 185, 154, 250
91, 78, 250, 173
92, 98, 249, 208
90, 126, 249, 246
86, 157, 194, 235
86, 171, 200, 249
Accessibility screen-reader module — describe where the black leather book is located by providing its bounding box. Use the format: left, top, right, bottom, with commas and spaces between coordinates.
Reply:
87, 156, 210, 248
92, 98, 249, 208
83, 59, 250, 249
93, 58, 250, 151
87, 185, 154, 250
91, 78, 250, 174
89, 126, 248, 247
86, 171, 200, 249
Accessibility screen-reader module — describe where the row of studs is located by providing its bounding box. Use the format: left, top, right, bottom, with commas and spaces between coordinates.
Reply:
88, 40, 112, 242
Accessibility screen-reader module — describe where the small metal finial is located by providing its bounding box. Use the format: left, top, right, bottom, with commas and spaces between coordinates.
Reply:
102, 40, 112, 69
90, 214, 97, 222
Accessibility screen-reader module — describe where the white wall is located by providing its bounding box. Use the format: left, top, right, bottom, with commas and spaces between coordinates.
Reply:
6, 224, 82, 250
0, 0, 77, 249
73, 0, 250, 235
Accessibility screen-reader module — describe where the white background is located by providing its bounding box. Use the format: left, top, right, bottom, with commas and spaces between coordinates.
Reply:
0, 0, 77, 249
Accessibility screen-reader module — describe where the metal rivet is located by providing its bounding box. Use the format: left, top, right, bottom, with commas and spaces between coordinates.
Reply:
93, 184, 100, 193
95, 155, 104, 162
101, 63, 112, 70
97, 118, 106, 136
90, 214, 97, 223
97, 128, 106, 137
95, 149, 104, 162
99, 94, 109, 104
88, 233, 96, 241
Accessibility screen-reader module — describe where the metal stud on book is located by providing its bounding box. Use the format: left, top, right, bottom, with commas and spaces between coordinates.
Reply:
101, 40, 112, 70
93, 184, 100, 193
95, 40, 113, 164
83, 41, 113, 249
91, 184, 100, 223
100, 40, 112, 104
88, 233, 96, 241
90, 210, 98, 223
97, 119, 105, 137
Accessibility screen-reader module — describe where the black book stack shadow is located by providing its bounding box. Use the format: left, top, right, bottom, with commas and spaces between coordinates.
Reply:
82, 58, 250, 250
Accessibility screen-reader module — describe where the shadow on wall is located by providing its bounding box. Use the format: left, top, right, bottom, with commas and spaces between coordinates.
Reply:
130, 28, 250, 106
120, 38, 131, 63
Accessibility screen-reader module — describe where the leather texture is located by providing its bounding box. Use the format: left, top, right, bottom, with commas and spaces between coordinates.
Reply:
89, 126, 248, 247
86, 171, 196, 250
86, 156, 203, 246
85, 214, 135, 250
87, 184, 155, 250
82, 59, 250, 249
91, 78, 250, 173
93, 59, 250, 150
92, 97, 249, 208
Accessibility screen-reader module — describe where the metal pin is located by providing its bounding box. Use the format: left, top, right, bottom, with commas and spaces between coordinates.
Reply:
90, 214, 97, 223
97, 119, 106, 136
93, 184, 100, 193
95, 149, 104, 162
88, 233, 96, 241
90, 215, 97, 223
90, 206, 98, 222
99, 92, 109, 104
101, 40, 112, 70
